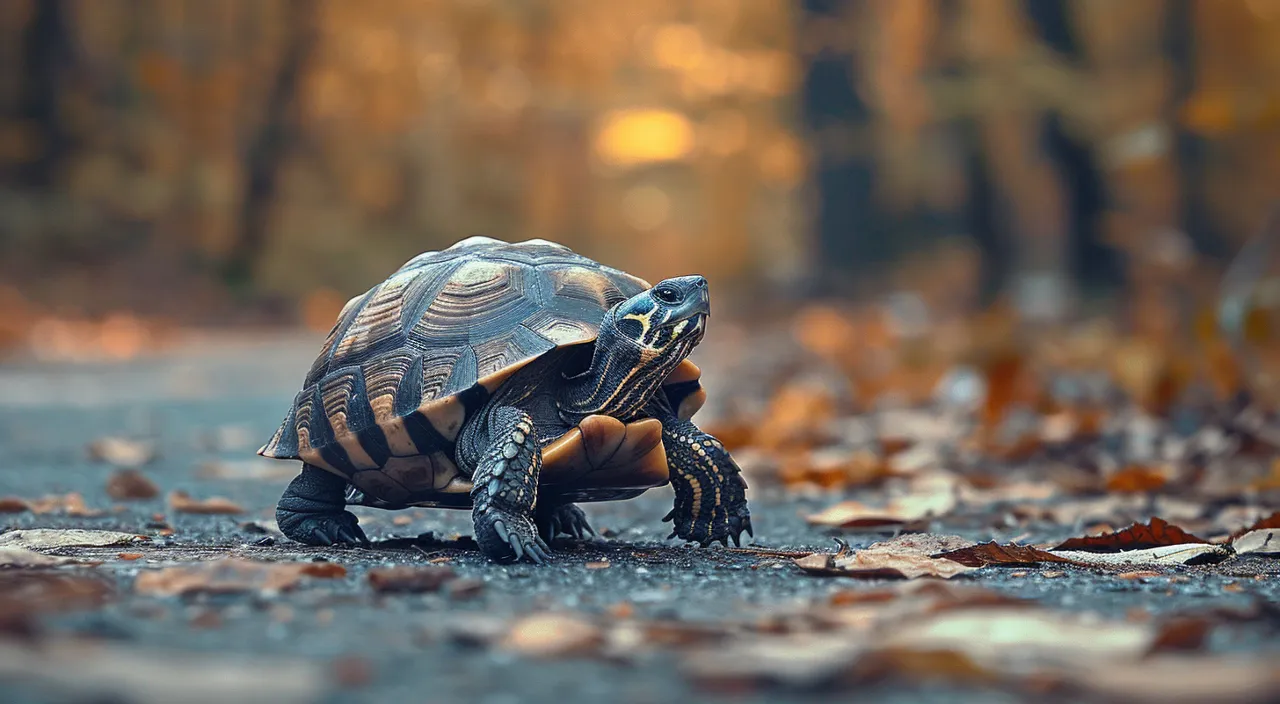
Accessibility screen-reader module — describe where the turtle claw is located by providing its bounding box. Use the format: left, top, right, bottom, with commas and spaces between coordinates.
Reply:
476, 510, 550, 564
536, 504, 594, 543
281, 510, 366, 547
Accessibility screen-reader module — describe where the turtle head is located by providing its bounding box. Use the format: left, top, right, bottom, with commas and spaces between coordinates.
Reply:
563, 276, 709, 418
608, 275, 709, 358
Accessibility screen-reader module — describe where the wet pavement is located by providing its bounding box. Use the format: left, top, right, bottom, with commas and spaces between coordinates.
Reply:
1, 333, 1278, 704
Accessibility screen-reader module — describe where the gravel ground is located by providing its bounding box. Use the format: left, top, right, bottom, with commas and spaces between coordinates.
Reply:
1, 333, 1278, 704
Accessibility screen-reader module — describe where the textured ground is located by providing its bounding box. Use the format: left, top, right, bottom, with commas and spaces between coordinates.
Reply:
1, 333, 1278, 704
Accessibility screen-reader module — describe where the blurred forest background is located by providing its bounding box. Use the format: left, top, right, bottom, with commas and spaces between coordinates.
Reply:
1, 0, 1279, 342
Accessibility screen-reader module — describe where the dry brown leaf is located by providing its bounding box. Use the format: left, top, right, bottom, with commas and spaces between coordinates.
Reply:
807, 475, 957, 530
500, 613, 603, 657
0, 546, 82, 567
933, 542, 1080, 568
168, 490, 245, 515
1105, 465, 1170, 493
87, 437, 156, 468
134, 558, 345, 596
106, 469, 160, 500
795, 535, 977, 580
1150, 617, 1214, 653
28, 493, 103, 516
1053, 518, 1209, 552
367, 566, 456, 593
0, 497, 29, 513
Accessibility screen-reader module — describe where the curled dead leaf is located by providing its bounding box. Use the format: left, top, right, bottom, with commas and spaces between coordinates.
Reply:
367, 566, 456, 593
795, 535, 978, 580
106, 469, 160, 500
500, 613, 602, 657
807, 475, 957, 531
933, 542, 1081, 568
1053, 518, 1209, 552
168, 490, 245, 515
87, 437, 156, 468
134, 558, 345, 596
0, 497, 29, 513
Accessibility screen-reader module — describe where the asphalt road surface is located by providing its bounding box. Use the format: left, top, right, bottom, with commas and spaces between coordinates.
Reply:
1, 333, 1278, 704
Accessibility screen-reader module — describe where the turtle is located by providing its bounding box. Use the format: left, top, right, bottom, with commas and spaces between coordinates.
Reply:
259, 236, 752, 563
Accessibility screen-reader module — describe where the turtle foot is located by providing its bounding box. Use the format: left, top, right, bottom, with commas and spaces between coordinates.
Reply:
475, 508, 551, 564
537, 503, 595, 543
277, 508, 369, 546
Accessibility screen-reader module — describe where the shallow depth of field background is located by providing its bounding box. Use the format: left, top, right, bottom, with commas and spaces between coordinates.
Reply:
1, 0, 1280, 384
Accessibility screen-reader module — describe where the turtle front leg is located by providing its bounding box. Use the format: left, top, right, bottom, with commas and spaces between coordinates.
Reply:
276, 464, 369, 546
467, 407, 552, 564
659, 417, 752, 546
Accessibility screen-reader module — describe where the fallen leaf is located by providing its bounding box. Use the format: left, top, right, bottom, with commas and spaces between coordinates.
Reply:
1105, 465, 1170, 492
933, 542, 1081, 568
1150, 617, 1214, 653
1231, 529, 1280, 555
367, 566, 456, 593
585, 560, 611, 569
0, 572, 114, 626
883, 608, 1155, 669
795, 535, 978, 580
168, 490, 245, 515
29, 493, 103, 516
1064, 655, 1280, 704
106, 469, 160, 500
1051, 543, 1232, 567
500, 613, 602, 657
87, 437, 156, 467
0, 546, 82, 567
118, 553, 143, 561
0, 497, 29, 513
684, 634, 862, 689
0, 638, 324, 704
807, 476, 957, 530
0, 529, 148, 549
446, 578, 484, 600
1116, 570, 1162, 580
1053, 518, 1209, 552
134, 558, 345, 596
1234, 511, 1280, 538
392, 515, 413, 526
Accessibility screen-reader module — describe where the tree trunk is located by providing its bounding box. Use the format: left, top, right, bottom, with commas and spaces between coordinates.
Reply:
226, 0, 318, 288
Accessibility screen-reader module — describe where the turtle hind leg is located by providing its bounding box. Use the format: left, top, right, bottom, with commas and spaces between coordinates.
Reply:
536, 502, 595, 543
276, 464, 369, 546
468, 407, 551, 564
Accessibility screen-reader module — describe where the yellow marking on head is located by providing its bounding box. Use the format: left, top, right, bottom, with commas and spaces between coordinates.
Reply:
622, 311, 654, 342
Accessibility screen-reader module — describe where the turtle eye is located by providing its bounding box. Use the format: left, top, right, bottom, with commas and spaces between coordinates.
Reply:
654, 286, 680, 304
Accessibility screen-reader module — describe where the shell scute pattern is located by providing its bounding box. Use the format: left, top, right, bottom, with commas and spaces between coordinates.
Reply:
260, 238, 704, 506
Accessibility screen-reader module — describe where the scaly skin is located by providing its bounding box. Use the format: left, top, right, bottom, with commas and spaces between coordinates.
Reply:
467, 406, 552, 564
650, 403, 752, 546
276, 464, 369, 546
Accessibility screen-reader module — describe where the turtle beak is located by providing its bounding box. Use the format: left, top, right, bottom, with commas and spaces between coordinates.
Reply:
669, 275, 710, 322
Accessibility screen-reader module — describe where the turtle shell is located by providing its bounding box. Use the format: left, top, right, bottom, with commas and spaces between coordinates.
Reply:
259, 237, 707, 508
